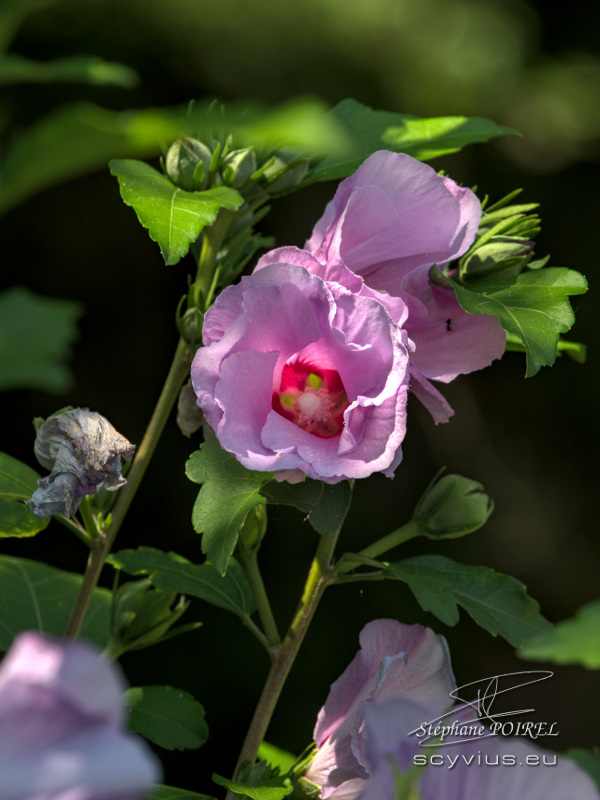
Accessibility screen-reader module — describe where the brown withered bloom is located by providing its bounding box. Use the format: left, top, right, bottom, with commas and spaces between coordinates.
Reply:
27, 408, 135, 519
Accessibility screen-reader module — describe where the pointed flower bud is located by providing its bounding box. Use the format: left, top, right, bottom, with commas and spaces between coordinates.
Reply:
222, 147, 257, 189
27, 408, 135, 519
165, 137, 212, 191
413, 473, 493, 539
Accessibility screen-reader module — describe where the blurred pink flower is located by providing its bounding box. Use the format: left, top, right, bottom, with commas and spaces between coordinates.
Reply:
0, 631, 160, 800
303, 619, 455, 798
192, 263, 412, 483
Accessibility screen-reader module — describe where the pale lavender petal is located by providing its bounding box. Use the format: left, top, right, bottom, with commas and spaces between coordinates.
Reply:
310, 152, 481, 289
0, 633, 160, 800
402, 267, 506, 382
314, 620, 455, 747
408, 366, 454, 424
420, 735, 600, 800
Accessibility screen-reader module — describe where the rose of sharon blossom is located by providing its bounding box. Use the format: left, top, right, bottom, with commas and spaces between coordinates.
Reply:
358, 697, 600, 800
258, 151, 506, 384
191, 263, 411, 483
28, 408, 135, 519
303, 619, 455, 798
0, 631, 160, 800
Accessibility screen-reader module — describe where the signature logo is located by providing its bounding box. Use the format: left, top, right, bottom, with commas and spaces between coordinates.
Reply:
411, 671, 560, 747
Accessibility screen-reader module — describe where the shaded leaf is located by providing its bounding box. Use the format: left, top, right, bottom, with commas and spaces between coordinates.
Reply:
0, 556, 111, 650
452, 267, 588, 376
126, 686, 208, 751
0, 54, 138, 87
108, 546, 256, 617
0, 287, 82, 392
385, 561, 459, 626
186, 440, 270, 575
393, 555, 551, 646
518, 599, 600, 668
262, 479, 352, 535
110, 160, 243, 265
306, 99, 518, 182
0, 452, 49, 537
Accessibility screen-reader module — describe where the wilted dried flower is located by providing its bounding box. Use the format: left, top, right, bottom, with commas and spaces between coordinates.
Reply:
27, 408, 135, 519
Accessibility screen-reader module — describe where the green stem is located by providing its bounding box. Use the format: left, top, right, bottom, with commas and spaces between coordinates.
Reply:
195, 209, 235, 308
225, 528, 340, 796
54, 514, 94, 546
334, 519, 421, 576
238, 550, 280, 648
63, 336, 194, 639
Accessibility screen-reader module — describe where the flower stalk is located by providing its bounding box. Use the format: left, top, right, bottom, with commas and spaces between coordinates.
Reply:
225, 527, 340, 799
63, 336, 194, 639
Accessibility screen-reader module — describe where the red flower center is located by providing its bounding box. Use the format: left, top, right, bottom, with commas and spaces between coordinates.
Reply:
272, 358, 349, 439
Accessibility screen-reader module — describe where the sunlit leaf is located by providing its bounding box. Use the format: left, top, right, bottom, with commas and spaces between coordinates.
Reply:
306, 99, 518, 182
186, 440, 269, 575
110, 159, 243, 265
519, 600, 600, 668
452, 267, 588, 376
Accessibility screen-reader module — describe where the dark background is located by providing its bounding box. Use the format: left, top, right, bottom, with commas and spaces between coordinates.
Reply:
1, 0, 599, 794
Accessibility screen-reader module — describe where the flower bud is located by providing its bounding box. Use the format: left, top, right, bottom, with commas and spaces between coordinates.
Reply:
412, 473, 493, 539
107, 579, 191, 657
165, 137, 212, 191
222, 147, 257, 189
27, 408, 135, 519
261, 149, 309, 194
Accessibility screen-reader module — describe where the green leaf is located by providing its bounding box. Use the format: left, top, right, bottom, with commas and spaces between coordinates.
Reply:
0, 452, 49, 537
385, 561, 459, 626
566, 749, 600, 791
306, 99, 518, 182
0, 451, 41, 500
261, 479, 352, 535
0, 54, 138, 87
518, 600, 600, 668
0, 287, 82, 392
146, 787, 215, 800
212, 774, 292, 800
257, 743, 298, 775
126, 685, 208, 751
452, 267, 588, 377
107, 546, 256, 617
186, 440, 270, 575
109, 160, 243, 265
0, 556, 111, 650
390, 555, 551, 646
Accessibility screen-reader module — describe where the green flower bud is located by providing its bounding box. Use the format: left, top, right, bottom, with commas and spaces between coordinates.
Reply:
107, 579, 192, 657
222, 147, 257, 189
165, 137, 212, 191
413, 473, 493, 539
261, 149, 309, 194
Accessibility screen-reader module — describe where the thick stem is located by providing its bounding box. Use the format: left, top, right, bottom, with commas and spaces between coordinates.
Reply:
63, 336, 193, 639
225, 529, 340, 798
